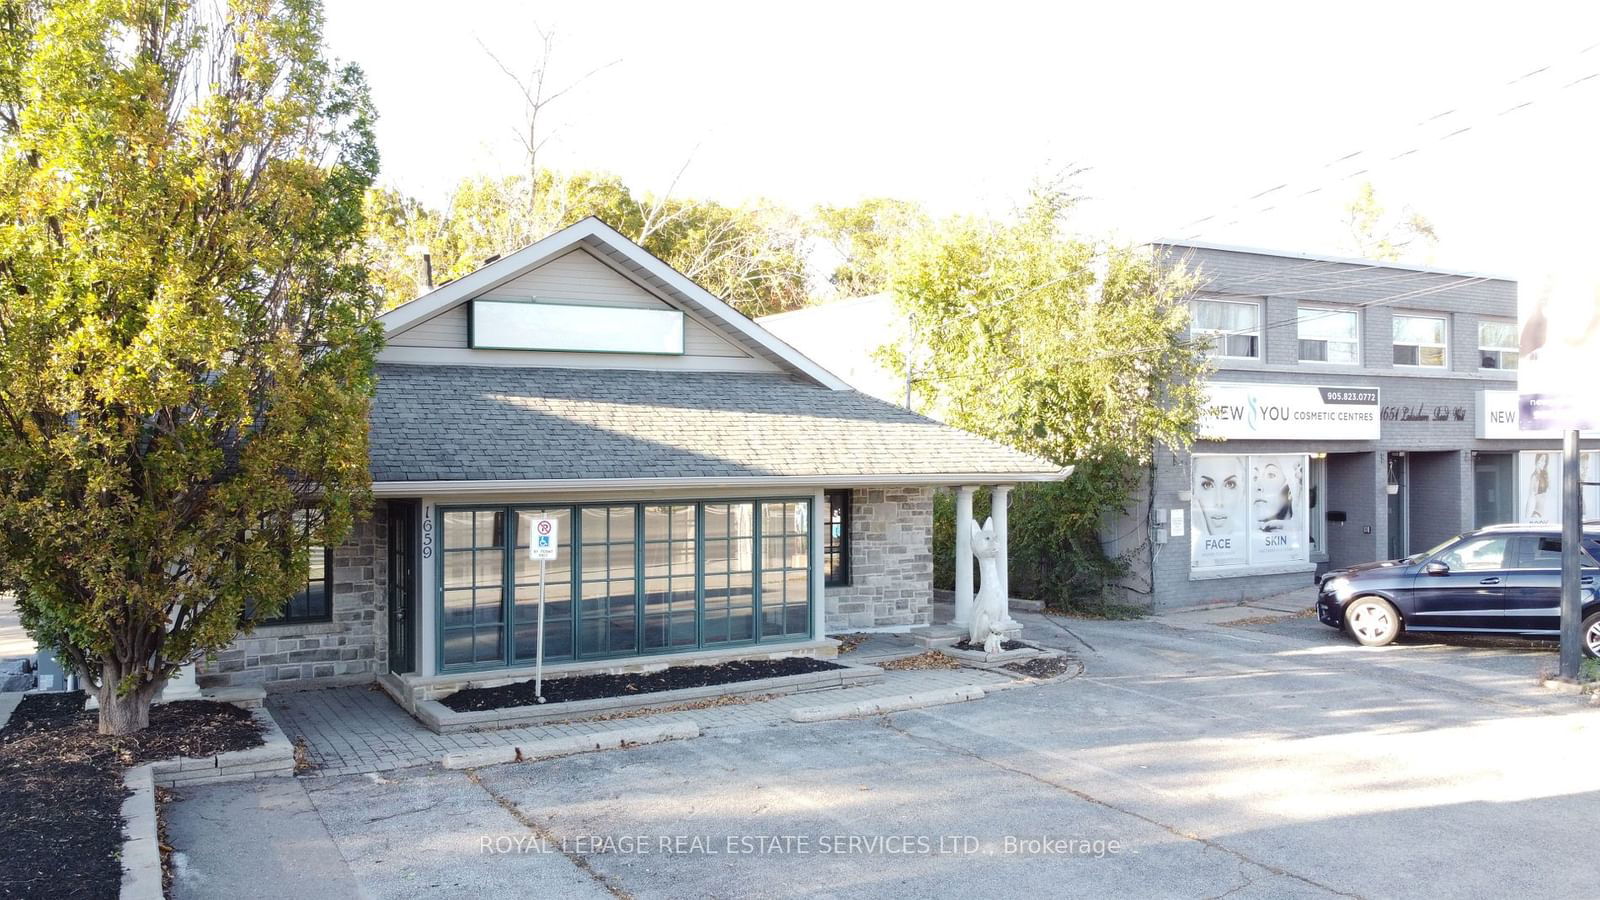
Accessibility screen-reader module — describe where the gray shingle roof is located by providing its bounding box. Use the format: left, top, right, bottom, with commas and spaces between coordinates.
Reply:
369, 364, 1061, 483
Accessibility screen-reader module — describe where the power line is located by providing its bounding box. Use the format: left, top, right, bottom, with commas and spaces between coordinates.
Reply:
1167, 39, 1600, 242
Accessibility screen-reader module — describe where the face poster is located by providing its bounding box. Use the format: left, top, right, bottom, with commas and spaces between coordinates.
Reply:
1191, 453, 1310, 570
1191, 455, 1248, 568
1521, 450, 1600, 524
1249, 455, 1308, 564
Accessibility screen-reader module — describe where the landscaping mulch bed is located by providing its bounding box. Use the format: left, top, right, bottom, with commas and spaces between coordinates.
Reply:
950, 638, 1030, 652
880, 651, 963, 671
441, 657, 845, 712
1003, 656, 1078, 680
0, 692, 264, 900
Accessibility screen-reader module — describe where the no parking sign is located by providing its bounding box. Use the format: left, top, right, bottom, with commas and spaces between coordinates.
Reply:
528, 517, 559, 561
526, 516, 560, 702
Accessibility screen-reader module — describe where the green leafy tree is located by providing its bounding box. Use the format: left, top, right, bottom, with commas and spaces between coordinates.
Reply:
368, 171, 811, 316
813, 197, 927, 297
362, 187, 449, 306
1344, 180, 1438, 262
0, 0, 381, 734
883, 184, 1206, 610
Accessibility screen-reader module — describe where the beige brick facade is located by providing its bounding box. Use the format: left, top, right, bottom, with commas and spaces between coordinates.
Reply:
825, 487, 935, 630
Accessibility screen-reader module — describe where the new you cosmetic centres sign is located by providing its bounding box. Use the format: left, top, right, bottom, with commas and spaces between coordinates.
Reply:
1199, 383, 1381, 441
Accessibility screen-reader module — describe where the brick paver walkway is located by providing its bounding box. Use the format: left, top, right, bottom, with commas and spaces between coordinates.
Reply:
268, 664, 1016, 778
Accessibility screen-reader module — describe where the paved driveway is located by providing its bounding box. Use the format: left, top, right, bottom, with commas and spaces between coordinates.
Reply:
165, 608, 1600, 900
0, 593, 34, 659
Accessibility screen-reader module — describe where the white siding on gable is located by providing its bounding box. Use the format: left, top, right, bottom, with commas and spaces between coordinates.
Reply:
385, 247, 752, 361
684, 319, 746, 357
481, 248, 669, 309
389, 304, 467, 348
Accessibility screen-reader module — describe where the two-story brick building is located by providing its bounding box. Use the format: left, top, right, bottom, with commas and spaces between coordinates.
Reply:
1118, 242, 1600, 609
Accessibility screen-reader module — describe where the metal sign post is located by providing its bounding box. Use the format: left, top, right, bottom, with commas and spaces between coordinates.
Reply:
527, 517, 559, 702
1561, 429, 1583, 678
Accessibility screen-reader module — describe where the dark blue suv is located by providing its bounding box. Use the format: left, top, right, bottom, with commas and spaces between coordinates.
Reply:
1317, 524, 1600, 656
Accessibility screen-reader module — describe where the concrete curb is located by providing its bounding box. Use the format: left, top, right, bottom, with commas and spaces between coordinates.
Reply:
200, 685, 267, 709
935, 641, 1045, 665
119, 765, 162, 900
417, 664, 883, 733
148, 707, 295, 787
440, 720, 701, 769
789, 685, 987, 722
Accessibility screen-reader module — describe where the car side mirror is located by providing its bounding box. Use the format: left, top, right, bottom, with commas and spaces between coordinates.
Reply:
1423, 561, 1449, 576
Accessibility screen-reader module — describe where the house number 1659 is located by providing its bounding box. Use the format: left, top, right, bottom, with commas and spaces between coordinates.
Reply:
421, 506, 433, 560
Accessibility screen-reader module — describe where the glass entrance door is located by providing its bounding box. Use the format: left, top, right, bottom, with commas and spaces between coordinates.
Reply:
1387, 453, 1408, 560
1474, 452, 1515, 527
1307, 457, 1327, 562
386, 500, 418, 675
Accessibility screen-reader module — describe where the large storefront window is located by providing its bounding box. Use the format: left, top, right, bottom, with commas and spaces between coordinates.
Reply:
513, 508, 572, 661
761, 501, 812, 639
579, 505, 638, 657
1191, 454, 1311, 572
438, 498, 810, 670
440, 509, 506, 666
643, 504, 698, 651
1517, 450, 1600, 525
702, 502, 756, 645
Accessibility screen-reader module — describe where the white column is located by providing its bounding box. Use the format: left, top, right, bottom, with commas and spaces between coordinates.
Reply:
417, 500, 438, 677
811, 489, 827, 640
991, 485, 1012, 613
954, 485, 976, 627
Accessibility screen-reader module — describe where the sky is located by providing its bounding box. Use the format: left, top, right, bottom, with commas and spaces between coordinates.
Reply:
322, 0, 1600, 285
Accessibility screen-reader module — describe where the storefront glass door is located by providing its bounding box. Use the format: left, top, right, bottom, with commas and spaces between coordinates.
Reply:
1474, 452, 1515, 527
1387, 453, 1408, 560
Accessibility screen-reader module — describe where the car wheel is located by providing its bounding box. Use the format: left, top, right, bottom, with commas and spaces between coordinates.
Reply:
1345, 597, 1401, 647
1583, 612, 1600, 660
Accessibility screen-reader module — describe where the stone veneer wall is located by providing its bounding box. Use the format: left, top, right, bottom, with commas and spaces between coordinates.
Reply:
197, 507, 388, 691
824, 487, 934, 630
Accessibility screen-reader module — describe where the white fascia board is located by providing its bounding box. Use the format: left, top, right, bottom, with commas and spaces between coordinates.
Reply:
378, 219, 614, 336
370, 468, 1073, 497
377, 217, 852, 390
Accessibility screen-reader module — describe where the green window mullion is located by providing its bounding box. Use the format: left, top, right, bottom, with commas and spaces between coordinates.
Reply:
502, 506, 515, 666
570, 506, 583, 662
634, 503, 645, 657
752, 500, 764, 644
695, 502, 705, 650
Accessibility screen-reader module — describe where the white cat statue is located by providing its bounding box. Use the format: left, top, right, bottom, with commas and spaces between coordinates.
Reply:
968, 517, 1008, 653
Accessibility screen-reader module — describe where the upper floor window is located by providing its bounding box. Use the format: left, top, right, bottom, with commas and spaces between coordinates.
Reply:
1479, 320, 1518, 370
1297, 307, 1359, 364
1392, 314, 1447, 367
263, 509, 333, 625
1192, 298, 1260, 359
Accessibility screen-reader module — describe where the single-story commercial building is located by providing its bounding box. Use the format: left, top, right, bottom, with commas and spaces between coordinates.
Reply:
196, 218, 1065, 704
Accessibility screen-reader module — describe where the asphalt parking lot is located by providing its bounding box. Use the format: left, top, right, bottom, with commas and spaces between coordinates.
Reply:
166, 606, 1599, 900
